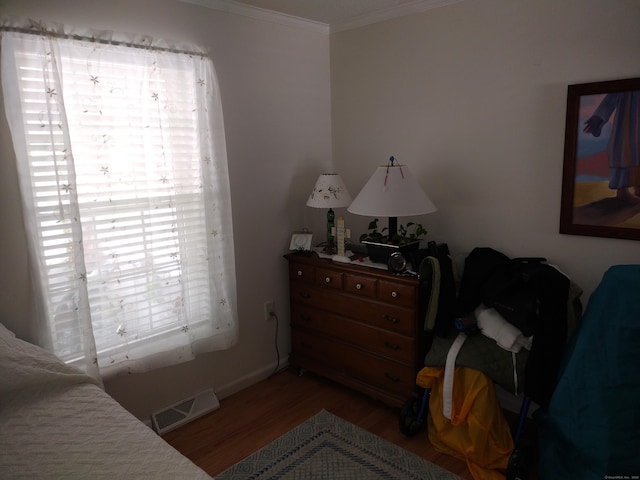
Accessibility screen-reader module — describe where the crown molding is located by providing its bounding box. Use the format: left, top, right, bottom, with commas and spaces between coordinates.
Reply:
331, 0, 465, 33
178, 0, 464, 34
178, 0, 330, 34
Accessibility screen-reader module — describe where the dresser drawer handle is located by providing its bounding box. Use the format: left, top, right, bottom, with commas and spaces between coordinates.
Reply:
297, 270, 303, 276
391, 291, 398, 298
384, 373, 400, 383
299, 291, 311, 299
383, 314, 399, 324
356, 283, 362, 290
325, 276, 331, 283
384, 341, 400, 350
301, 342, 313, 350
300, 314, 312, 322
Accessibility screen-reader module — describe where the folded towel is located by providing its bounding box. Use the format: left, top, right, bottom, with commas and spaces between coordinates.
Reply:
475, 304, 532, 353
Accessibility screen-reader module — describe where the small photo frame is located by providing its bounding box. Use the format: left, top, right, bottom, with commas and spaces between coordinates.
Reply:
289, 231, 313, 251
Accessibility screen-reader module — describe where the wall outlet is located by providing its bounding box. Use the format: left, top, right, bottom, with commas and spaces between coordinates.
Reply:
264, 300, 276, 320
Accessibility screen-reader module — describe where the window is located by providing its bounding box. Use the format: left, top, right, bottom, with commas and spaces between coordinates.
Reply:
1, 22, 237, 379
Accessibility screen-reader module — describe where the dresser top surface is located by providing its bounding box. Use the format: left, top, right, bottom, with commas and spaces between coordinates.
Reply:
284, 252, 419, 286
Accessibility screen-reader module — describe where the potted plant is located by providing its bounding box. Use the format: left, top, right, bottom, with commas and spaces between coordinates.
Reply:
359, 218, 427, 263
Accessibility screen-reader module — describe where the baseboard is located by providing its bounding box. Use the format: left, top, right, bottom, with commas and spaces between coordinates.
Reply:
215, 358, 289, 401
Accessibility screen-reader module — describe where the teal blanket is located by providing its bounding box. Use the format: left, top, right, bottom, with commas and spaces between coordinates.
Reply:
536, 265, 640, 479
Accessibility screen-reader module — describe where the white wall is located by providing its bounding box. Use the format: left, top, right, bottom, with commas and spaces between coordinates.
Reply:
331, 0, 640, 303
0, 0, 331, 419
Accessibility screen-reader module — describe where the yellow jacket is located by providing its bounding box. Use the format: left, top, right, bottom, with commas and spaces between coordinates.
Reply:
417, 366, 514, 480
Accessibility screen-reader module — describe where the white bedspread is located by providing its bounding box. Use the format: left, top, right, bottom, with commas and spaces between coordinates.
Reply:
0, 323, 213, 479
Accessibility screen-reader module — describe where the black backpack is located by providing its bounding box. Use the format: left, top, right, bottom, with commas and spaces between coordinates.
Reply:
459, 247, 547, 336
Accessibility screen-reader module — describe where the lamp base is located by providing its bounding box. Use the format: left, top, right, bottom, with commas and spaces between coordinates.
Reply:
326, 208, 335, 252
321, 241, 337, 255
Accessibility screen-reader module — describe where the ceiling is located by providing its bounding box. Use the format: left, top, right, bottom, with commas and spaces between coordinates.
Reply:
180, 0, 463, 32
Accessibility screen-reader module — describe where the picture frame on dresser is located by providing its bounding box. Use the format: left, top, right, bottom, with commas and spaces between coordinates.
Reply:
559, 77, 640, 241
289, 231, 313, 251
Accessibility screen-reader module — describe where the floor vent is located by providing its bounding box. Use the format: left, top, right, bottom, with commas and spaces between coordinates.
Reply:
151, 388, 219, 435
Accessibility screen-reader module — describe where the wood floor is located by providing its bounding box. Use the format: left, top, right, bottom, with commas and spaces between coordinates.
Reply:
163, 369, 538, 479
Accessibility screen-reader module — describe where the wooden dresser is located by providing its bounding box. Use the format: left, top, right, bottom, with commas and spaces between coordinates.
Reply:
285, 252, 426, 407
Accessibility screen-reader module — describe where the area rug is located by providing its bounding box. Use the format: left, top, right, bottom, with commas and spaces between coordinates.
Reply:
216, 409, 463, 479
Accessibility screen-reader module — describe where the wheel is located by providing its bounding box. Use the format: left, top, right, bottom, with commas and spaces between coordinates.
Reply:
399, 392, 426, 437
506, 447, 529, 480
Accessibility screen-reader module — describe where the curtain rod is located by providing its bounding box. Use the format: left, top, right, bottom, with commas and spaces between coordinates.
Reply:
0, 24, 207, 58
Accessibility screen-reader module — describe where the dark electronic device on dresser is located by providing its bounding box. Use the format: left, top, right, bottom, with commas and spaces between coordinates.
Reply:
387, 241, 450, 276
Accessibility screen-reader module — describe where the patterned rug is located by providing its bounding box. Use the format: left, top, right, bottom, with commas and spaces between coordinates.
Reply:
216, 409, 463, 479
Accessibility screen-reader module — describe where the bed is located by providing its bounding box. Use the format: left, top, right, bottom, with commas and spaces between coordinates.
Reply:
0, 322, 213, 480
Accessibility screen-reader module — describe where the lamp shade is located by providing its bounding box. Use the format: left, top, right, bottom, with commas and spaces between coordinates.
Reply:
347, 163, 436, 217
306, 173, 352, 209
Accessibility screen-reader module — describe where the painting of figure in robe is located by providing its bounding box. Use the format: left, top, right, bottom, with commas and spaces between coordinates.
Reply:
572, 89, 640, 229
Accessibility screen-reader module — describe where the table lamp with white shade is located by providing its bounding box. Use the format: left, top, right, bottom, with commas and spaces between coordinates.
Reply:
306, 173, 353, 255
348, 156, 436, 263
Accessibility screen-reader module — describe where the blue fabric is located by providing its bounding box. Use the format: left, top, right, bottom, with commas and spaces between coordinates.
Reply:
536, 265, 640, 479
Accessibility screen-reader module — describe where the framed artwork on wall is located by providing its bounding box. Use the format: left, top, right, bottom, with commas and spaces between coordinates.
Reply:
559, 77, 640, 241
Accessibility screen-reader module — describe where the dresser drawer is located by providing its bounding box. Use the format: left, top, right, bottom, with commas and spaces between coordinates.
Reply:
344, 273, 377, 298
290, 283, 415, 335
378, 279, 416, 307
315, 267, 343, 290
291, 304, 415, 363
289, 262, 315, 283
292, 330, 415, 396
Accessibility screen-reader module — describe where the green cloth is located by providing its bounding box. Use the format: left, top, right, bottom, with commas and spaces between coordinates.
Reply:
424, 331, 528, 395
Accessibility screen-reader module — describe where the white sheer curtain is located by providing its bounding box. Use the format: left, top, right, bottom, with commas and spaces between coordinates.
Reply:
1, 18, 238, 382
